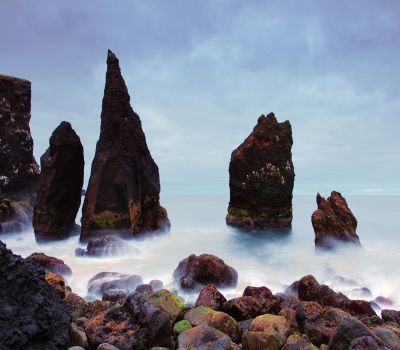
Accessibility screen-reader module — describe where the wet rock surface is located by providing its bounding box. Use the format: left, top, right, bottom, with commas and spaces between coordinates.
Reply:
26, 252, 72, 276
75, 235, 137, 257
0, 74, 39, 202
311, 191, 360, 248
226, 113, 295, 230
0, 196, 31, 233
80, 50, 169, 240
33, 121, 84, 238
0, 241, 69, 349
173, 253, 238, 290
195, 283, 227, 310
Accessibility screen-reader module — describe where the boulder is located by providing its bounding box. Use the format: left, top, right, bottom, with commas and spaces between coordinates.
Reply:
177, 324, 238, 350
0, 241, 69, 349
173, 253, 238, 290
75, 235, 137, 257
382, 309, 400, 323
184, 306, 240, 342
45, 271, 66, 298
87, 271, 143, 298
226, 113, 295, 230
145, 289, 185, 322
0, 74, 39, 202
281, 334, 318, 350
33, 121, 84, 238
223, 296, 263, 321
311, 191, 360, 248
195, 283, 227, 310
85, 292, 173, 349
243, 285, 281, 314
295, 301, 349, 346
296, 275, 376, 317
372, 327, 400, 350
348, 336, 389, 349
26, 252, 72, 276
69, 322, 89, 349
242, 314, 290, 350
328, 316, 382, 350
64, 291, 87, 321
173, 320, 192, 336
80, 50, 170, 240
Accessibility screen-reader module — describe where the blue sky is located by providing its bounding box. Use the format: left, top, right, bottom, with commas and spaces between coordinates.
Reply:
1, 0, 399, 195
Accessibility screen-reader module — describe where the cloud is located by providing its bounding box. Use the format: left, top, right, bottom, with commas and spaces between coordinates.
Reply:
1, 0, 399, 195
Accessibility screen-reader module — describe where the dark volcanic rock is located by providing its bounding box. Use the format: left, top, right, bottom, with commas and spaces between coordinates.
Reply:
26, 252, 72, 276
33, 121, 84, 238
195, 283, 227, 310
0, 74, 40, 202
0, 195, 31, 233
223, 296, 263, 321
0, 241, 69, 349
80, 50, 169, 240
226, 113, 295, 230
296, 275, 376, 318
381, 309, 400, 323
85, 292, 173, 349
75, 235, 137, 257
311, 191, 360, 248
173, 253, 238, 290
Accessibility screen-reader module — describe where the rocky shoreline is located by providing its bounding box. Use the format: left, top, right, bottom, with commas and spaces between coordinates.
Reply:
1, 243, 399, 350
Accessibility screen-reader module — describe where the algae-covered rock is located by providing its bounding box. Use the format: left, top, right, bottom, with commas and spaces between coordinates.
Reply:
184, 306, 240, 342
173, 320, 192, 336
145, 289, 185, 322
281, 334, 318, 350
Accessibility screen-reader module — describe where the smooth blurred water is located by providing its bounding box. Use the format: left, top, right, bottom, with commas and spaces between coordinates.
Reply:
1, 195, 399, 310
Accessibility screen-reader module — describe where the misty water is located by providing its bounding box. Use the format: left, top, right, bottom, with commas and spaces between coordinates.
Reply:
1, 195, 399, 311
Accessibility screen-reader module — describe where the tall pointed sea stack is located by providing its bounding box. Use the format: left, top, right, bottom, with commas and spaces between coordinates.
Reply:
226, 113, 294, 230
33, 121, 84, 238
0, 74, 39, 202
80, 50, 170, 240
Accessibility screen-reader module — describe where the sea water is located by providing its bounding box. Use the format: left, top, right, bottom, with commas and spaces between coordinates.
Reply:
1, 195, 399, 310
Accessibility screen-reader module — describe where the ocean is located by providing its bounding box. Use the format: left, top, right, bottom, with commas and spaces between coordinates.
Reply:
1, 194, 399, 311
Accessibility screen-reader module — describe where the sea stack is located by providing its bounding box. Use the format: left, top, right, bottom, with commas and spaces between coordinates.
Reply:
0, 74, 39, 203
311, 191, 360, 249
33, 121, 84, 238
226, 113, 294, 230
80, 50, 170, 240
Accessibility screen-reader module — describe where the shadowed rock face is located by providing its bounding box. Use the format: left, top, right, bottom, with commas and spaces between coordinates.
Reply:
311, 191, 360, 248
0, 241, 69, 349
80, 50, 170, 240
0, 74, 39, 202
227, 113, 295, 230
33, 121, 84, 238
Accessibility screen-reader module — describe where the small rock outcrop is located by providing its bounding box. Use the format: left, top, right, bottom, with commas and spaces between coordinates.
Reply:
75, 235, 137, 257
33, 121, 84, 238
173, 253, 238, 290
0, 74, 39, 202
80, 50, 169, 240
311, 191, 360, 248
0, 241, 69, 349
226, 113, 295, 230
0, 195, 30, 233
26, 252, 72, 276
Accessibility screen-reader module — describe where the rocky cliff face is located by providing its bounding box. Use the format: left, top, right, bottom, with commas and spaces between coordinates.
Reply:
226, 113, 295, 230
0, 241, 70, 349
80, 50, 169, 240
0, 74, 39, 203
33, 121, 84, 238
311, 191, 360, 248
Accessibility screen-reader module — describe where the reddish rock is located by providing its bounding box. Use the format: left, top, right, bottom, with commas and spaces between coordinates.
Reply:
222, 296, 263, 321
381, 309, 400, 323
45, 271, 66, 299
80, 50, 169, 240
26, 252, 72, 276
243, 285, 281, 314
64, 292, 87, 321
173, 253, 238, 290
85, 292, 173, 349
33, 121, 84, 238
226, 113, 295, 230
312, 191, 360, 248
297, 275, 376, 318
195, 283, 227, 310
0, 74, 39, 203
76, 235, 136, 257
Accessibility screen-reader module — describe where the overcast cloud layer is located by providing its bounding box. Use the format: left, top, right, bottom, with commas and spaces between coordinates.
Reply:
1, 0, 399, 195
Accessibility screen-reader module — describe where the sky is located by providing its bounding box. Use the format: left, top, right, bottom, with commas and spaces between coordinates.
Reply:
1, 0, 399, 196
